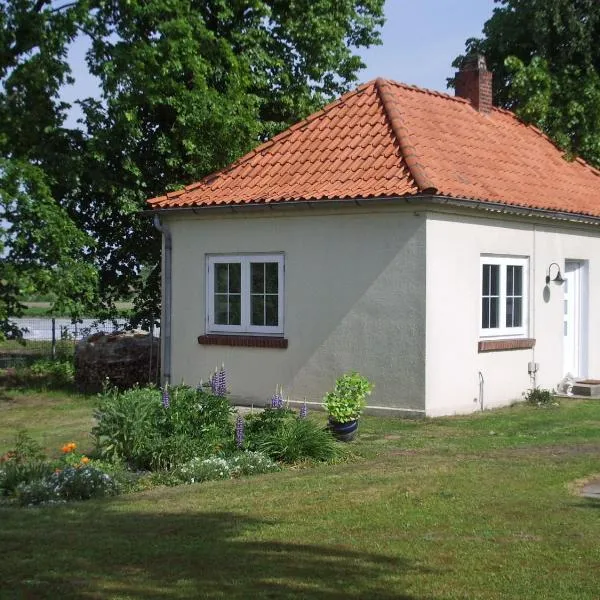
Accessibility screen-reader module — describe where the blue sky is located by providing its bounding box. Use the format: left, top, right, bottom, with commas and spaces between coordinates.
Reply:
62, 0, 498, 125
357, 0, 497, 89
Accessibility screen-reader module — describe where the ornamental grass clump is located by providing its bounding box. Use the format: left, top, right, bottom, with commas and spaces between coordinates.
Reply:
323, 372, 373, 424
257, 418, 340, 464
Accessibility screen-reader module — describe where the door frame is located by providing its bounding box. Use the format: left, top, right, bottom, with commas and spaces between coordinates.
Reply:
563, 259, 589, 378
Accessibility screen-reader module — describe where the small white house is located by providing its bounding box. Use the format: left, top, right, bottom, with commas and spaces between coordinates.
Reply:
148, 57, 600, 417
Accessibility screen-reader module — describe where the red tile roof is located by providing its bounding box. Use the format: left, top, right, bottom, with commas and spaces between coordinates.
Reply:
148, 78, 600, 218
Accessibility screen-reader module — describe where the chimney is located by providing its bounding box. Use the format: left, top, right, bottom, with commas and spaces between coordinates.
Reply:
455, 55, 493, 113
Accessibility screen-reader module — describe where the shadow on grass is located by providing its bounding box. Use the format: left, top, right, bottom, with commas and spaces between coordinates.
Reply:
0, 500, 438, 599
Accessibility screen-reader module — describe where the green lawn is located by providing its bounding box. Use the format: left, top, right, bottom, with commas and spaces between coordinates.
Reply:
1, 389, 600, 599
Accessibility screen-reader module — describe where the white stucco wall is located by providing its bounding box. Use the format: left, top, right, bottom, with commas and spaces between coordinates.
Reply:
425, 210, 600, 417
165, 206, 427, 414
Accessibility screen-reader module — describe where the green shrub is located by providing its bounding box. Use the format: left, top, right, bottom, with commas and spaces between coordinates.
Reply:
323, 372, 373, 423
173, 452, 279, 484
0, 461, 55, 497
92, 385, 235, 470
244, 407, 296, 450
16, 466, 118, 506
29, 358, 75, 388
524, 387, 557, 406
228, 451, 280, 477
257, 418, 340, 463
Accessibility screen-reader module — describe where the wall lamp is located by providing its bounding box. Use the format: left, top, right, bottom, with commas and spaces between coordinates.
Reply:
545, 262, 565, 285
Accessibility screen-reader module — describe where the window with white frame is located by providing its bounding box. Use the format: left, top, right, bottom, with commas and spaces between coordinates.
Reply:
480, 255, 528, 338
206, 254, 284, 335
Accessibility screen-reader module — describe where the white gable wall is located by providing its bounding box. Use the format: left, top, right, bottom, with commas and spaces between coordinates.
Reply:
166, 206, 427, 414
425, 210, 600, 416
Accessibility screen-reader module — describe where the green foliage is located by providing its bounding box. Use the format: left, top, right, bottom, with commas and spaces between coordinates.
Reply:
257, 418, 340, 464
16, 466, 118, 506
243, 407, 296, 450
524, 387, 557, 407
0, 0, 385, 329
323, 372, 373, 423
92, 386, 235, 470
453, 0, 600, 168
0, 461, 55, 497
174, 452, 280, 484
29, 358, 75, 388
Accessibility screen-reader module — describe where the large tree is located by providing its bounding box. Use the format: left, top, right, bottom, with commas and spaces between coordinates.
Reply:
453, 0, 600, 168
1, 0, 385, 331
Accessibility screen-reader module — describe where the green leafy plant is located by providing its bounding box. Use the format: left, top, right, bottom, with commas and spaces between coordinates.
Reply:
243, 407, 296, 450
257, 418, 340, 464
92, 385, 235, 470
16, 466, 118, 507
323, 372, 373, 424
524, 387, 557, 407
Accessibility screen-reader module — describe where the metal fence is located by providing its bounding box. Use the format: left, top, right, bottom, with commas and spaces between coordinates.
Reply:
0, 317, 140, 368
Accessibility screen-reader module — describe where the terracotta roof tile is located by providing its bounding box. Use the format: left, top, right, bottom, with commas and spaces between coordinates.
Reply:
148, 78, 600, 218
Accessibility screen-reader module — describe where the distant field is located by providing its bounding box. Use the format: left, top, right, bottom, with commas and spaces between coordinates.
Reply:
21, 302, 134, 317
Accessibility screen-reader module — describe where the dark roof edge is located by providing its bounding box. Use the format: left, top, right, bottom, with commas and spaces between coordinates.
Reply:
143, 194, 600, 226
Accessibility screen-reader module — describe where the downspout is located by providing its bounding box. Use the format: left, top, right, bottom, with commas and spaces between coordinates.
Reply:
153, 215, 172, 386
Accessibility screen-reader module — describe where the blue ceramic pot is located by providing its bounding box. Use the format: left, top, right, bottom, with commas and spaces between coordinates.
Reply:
328, 418, 359, 442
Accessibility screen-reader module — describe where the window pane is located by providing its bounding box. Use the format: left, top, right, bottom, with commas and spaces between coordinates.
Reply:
489, 297, 499, 328
251, 263, 264, 294
482, 265, 490, 295
251, 294, 264, 326
265, 263, 279, 294
513, 266, 522, 296
215, 294, 228, 324
229, 295, 241, 325
506, 297, 514, 327
490, 265, 499, 295
215, 264, 229, 293
507, 266, 514, 296
229, 263, 241, 294
265, 294, 278, 326
482, 298, 489, 328
513, 297, 522, 327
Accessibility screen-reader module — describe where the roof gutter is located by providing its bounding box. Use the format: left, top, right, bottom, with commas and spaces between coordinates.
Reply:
142, 194, 600, 227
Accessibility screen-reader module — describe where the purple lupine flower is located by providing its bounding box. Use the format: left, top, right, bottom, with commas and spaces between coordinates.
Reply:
216, 365, 227, 396
211, 365, 227, 397
299, 401, 308, 419
161, 386, 170, 409
235, 415, 244, 448
271, 386, 284, 409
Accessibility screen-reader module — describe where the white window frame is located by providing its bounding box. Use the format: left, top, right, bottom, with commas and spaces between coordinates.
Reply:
206, 253, 284, 335
480, 255, 528, 339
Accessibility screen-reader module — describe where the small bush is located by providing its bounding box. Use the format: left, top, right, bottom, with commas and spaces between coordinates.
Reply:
323, 371, 373, 423
175, 456, 232, 483
29, 359, 75, 388
257, 418, 340, 463
228, 451, 280, 478
244, 407, 296, 450
93, 385, 235, 470
0, 461, 55, 497
17, 466, 118, 506
524, 388, 556, 406
173, 452, 279, 485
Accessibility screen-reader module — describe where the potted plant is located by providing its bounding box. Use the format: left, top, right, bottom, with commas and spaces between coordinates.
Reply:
323, 372, 373, 441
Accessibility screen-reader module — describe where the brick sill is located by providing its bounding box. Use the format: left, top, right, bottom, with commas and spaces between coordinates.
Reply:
198, 334, 288, 349
478, 338, 536, 353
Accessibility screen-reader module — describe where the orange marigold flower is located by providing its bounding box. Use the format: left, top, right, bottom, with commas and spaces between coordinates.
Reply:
61, 442, 77, 453
80, 456, 90, 464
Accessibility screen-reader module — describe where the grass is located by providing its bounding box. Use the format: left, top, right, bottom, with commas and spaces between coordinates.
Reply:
1, 388, 600, 599
20, 301, 134, 317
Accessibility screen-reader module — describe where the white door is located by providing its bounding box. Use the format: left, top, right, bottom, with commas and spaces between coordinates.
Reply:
563, 261, 587, 377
